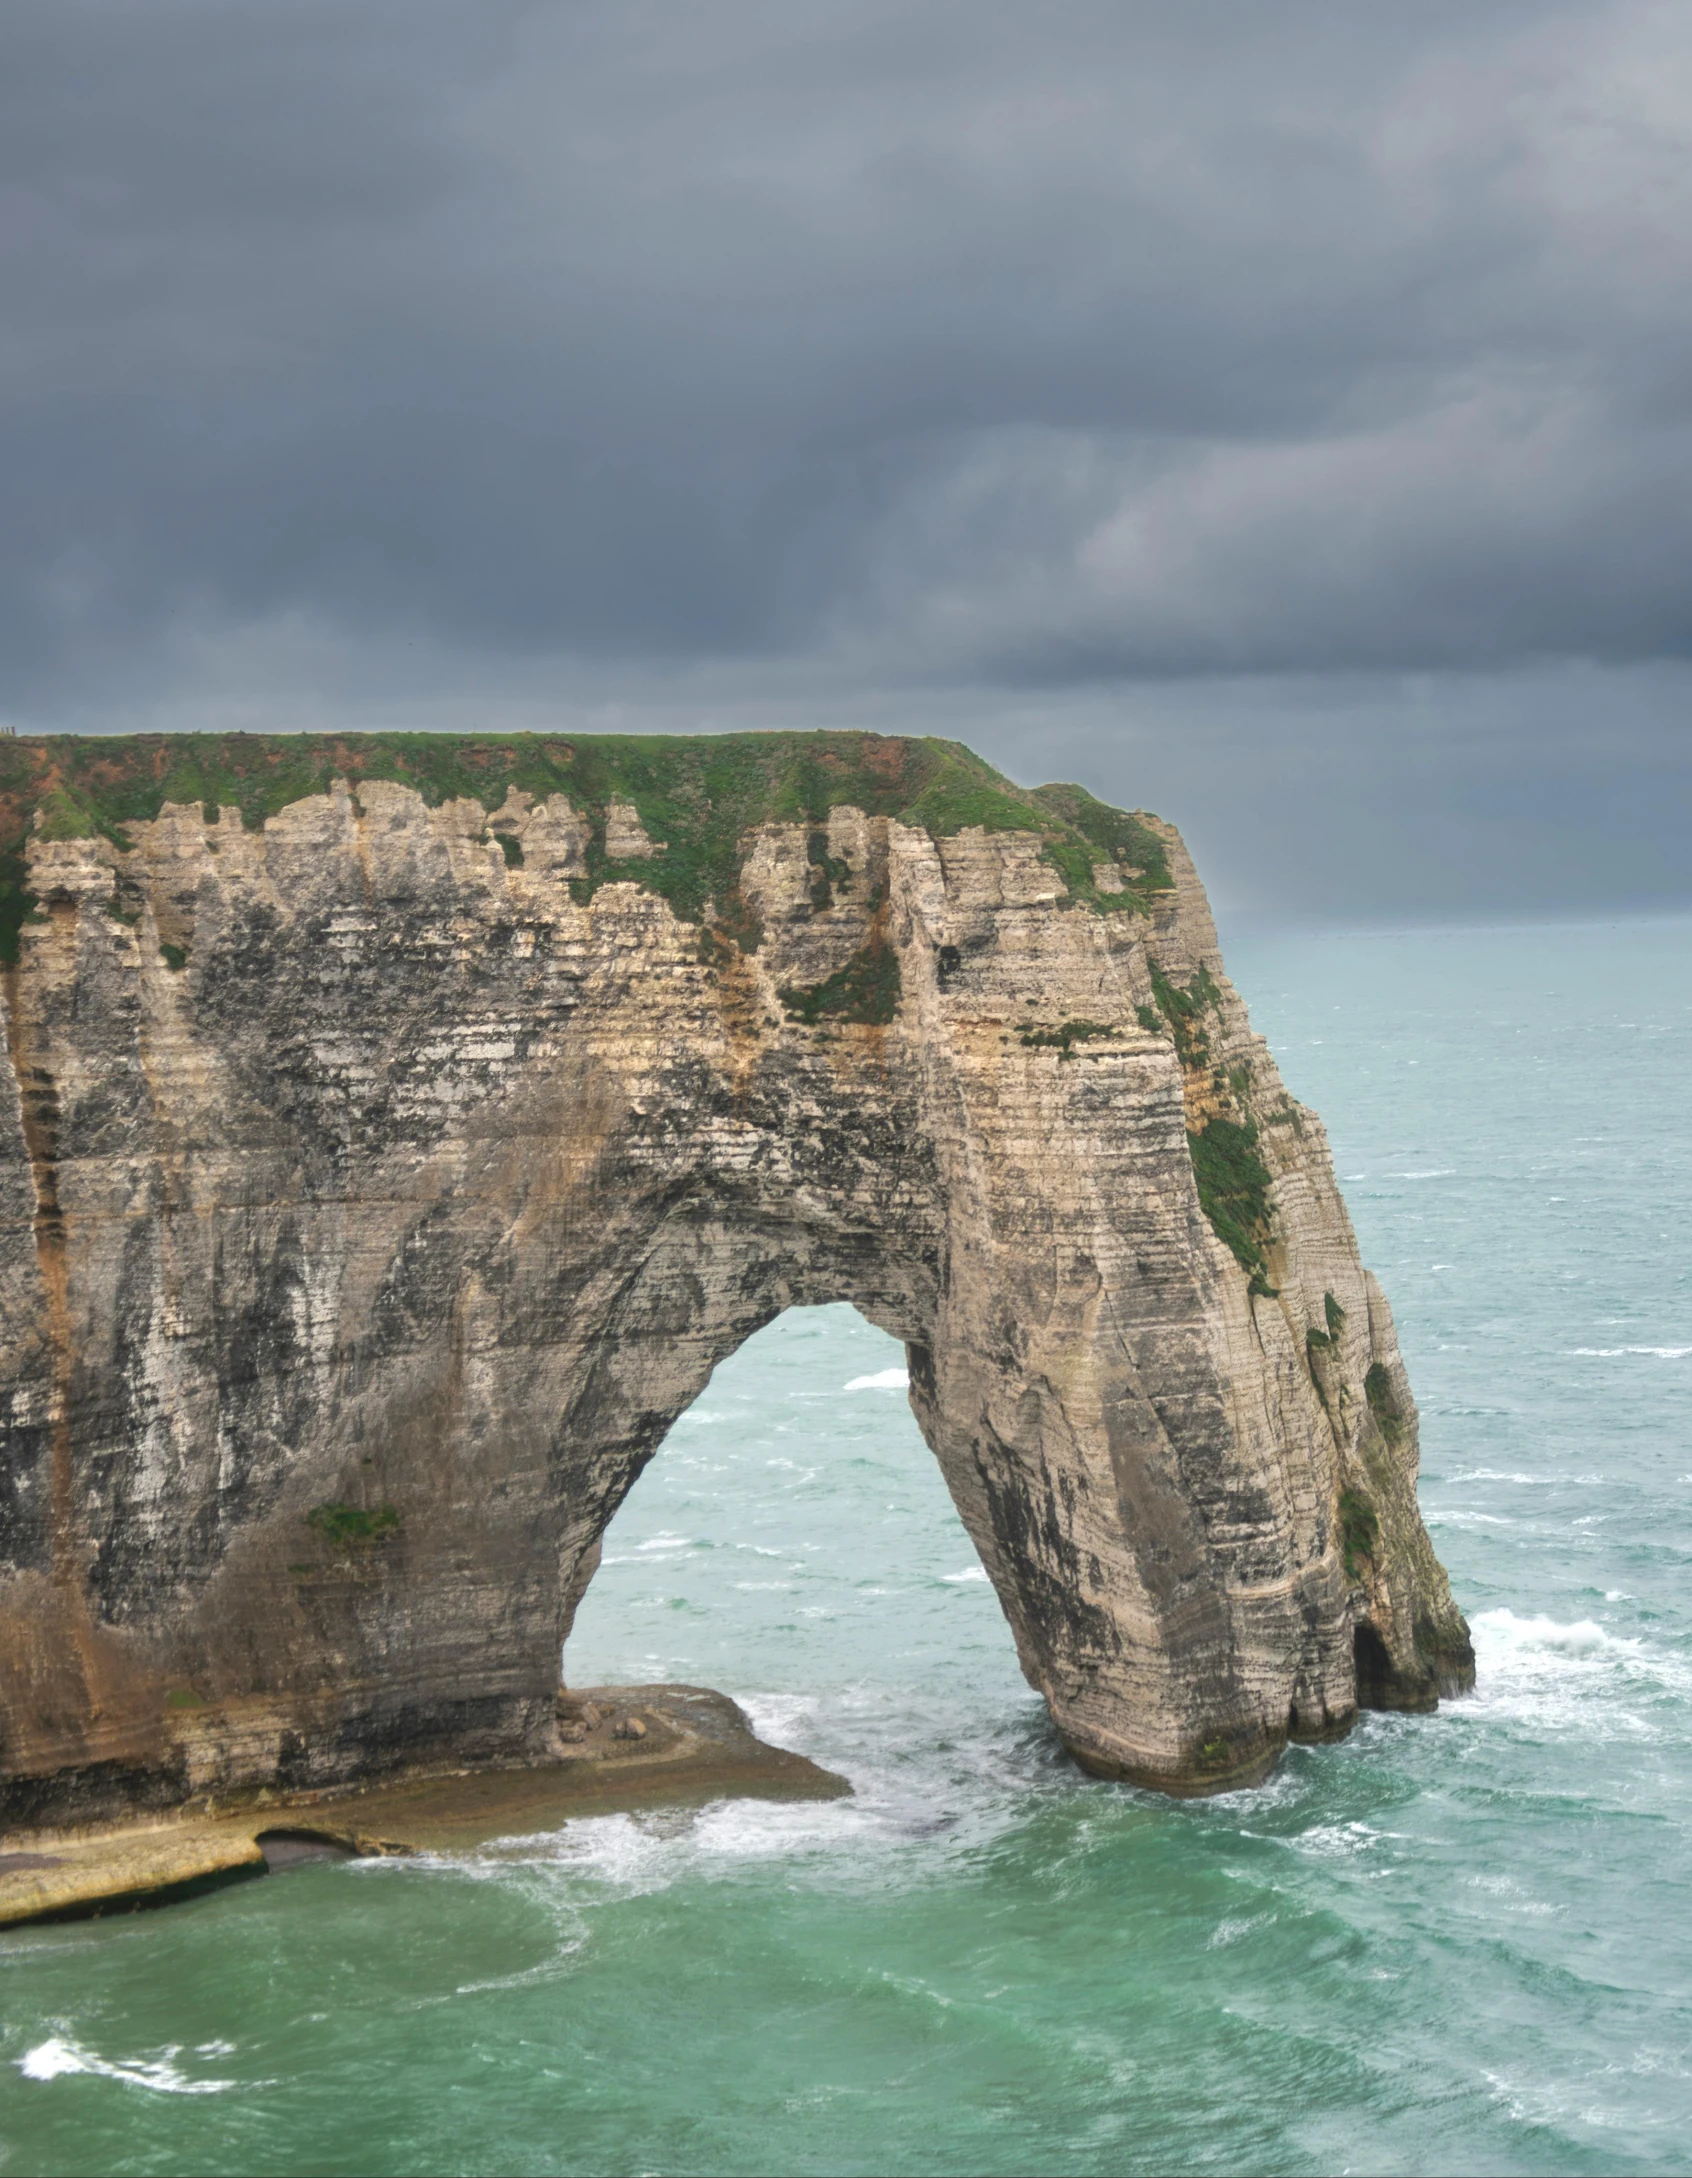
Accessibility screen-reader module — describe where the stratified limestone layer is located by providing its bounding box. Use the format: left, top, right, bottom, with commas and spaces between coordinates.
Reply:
0, 1828, 269, 1925
0, 1686, 848, 1924
0, 731, 1471, 1826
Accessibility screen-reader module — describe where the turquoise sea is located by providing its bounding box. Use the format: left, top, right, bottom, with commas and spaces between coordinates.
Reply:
4, 915, 1690, 2177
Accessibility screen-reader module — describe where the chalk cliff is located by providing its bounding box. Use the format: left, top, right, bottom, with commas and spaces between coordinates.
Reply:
0, 730, 1471, 1825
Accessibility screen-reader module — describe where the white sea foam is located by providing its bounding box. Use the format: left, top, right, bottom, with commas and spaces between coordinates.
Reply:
844, 1368, 909, 1391
692, 1795, 873, 1861
449, 1948, 585, 2000
485, 1793, 877, 1896
1393, 1168, 1456, 1179
1472, 1609, 1638, 1659
1293, 1820, 1392, 1859
1572, 1346, 1692, 1359
17, 2035, 237, 2094
1466, 1873, 1559, 1917
736, 1691, 816, 1742
1208, 1912, 1276, 1947
940, 1566, 989, 1583
1482, 2066, 1636, 2136
1457, 1608, 1692, 1744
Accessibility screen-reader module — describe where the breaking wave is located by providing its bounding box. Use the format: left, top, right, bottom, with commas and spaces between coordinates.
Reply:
17, 2035, 238, 2095
1473, 1609, 1640, 1659
1461, 1609, 1692, 1743
1572, 1346, 1692, 1360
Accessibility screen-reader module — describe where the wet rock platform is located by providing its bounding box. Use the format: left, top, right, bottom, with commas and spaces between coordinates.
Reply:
0, 1687, 847, 1928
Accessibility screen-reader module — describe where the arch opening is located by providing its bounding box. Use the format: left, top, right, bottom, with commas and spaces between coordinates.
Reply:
561, 1305, 1027, 1740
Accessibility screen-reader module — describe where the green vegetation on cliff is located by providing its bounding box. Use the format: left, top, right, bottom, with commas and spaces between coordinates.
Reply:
1187, 1115, 1277, 1295
1027, 782, 1174, 908
1149, 959, 1223, 1067
1141, 955, 1279, 1295
306, 1502, 400, 1549
1365, 1362, 1407, 1446
0, 730, 1174, 960
1338, 1487, 1380, 1580
778, 914, 902, 1028
1016, 1018, 1120, 1058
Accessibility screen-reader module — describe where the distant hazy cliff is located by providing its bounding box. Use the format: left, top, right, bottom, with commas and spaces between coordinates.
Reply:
0, 730, 1470, 1825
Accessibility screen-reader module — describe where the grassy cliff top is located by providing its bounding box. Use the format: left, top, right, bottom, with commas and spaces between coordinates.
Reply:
0, 729, 1172, 959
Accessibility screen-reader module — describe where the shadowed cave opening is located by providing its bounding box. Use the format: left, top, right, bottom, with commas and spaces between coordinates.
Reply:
1352, 1623, 1396, 1710
561, 1305, 1032, 1750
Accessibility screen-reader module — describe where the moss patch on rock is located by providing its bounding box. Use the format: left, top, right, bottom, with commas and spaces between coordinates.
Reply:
1187, 1115, 1277, 1294
1365, 1363, 1407, 1447
1338, 1487, 1380, 1580
1149, 959, 1223, 1068
778, 925, 902, 1027
306, 1502, 400, 1550
1016, 1018, 1120, 1058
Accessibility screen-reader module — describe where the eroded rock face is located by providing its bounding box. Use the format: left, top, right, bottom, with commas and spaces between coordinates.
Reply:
0, 737, 1471, 1824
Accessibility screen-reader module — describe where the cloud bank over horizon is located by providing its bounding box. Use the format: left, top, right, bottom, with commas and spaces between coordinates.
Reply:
4, 0, 1689, 918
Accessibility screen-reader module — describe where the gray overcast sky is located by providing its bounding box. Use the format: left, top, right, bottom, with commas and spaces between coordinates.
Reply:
4, 0, 1690, 920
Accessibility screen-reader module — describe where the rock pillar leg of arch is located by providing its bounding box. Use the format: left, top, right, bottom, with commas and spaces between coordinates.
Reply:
898, 1070, 1368, 1793
906, 1321, 1361, 1793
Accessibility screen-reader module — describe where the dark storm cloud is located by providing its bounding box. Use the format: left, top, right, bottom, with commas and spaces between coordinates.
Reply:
3, 0, 1689, 912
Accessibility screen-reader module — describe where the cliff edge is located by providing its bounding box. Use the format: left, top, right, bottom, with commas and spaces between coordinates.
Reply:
0, 729, 1471, 1823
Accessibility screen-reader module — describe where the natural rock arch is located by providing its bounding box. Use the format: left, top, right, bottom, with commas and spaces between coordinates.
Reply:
0, 731, 1471, 1826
